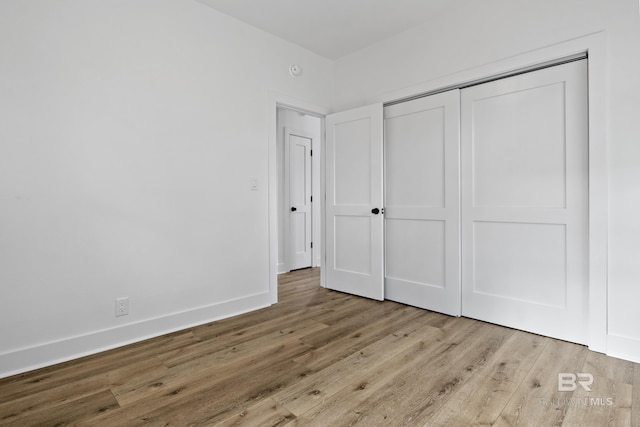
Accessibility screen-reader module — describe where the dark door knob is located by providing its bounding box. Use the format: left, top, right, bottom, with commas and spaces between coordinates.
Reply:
371, 208, 380, 215
291, 207, 297, 212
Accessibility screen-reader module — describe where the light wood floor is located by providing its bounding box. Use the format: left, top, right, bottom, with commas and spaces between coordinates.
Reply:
1, 268, 638, 426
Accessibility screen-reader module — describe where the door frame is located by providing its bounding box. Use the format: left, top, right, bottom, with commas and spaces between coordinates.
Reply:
268, 93, 328, 304
283, 126, 314, 272
376, 32, 607, 353
267, 32, 607, 353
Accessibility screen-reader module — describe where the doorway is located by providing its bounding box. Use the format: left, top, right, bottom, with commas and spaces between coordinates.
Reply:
276, 107, 322, 274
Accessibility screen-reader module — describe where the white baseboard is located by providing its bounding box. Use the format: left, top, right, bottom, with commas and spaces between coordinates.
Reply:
277, 262, 288, 274
0, 292, 272, 379
607, 334, 640, 364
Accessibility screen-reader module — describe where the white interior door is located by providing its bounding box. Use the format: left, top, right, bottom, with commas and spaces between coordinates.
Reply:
384, 90, 461, 315
325, 104, 384, 300
285, 129, 312, 270
461, 60, 589, 344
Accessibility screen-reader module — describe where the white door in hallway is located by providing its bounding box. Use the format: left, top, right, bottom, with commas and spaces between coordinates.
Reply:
460, 60, 589, 344
285, 129, 313, 270
325, 104, 384, 300
384, 90, 461, 315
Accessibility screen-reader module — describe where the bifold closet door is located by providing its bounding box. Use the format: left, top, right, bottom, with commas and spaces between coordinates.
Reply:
384, 90, 461, 315
460, 60, 589, 344
325, 104, 384, 300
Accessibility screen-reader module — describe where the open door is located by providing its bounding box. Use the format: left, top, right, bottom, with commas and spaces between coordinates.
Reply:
325, 104, 384, 300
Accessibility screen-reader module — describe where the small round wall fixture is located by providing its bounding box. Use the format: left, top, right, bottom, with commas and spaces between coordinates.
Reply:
289, 64, 302, 77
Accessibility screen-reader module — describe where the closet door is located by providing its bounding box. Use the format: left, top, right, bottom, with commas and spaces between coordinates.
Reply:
384, 90, 461, 315
461, 60, 589, 344
325, 104, 384, 300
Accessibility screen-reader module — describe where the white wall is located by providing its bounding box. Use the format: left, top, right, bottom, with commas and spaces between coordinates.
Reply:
333, 0, 640, 361
276, 108, 322, 273
606, 2, 640, 361
0, 0, 333, 378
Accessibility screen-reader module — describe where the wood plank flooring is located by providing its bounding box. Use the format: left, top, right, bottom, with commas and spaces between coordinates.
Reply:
0, 267, 638, 426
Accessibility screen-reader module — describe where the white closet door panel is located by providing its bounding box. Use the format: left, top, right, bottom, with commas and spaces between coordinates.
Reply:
334, 216, 372, 274
472, 222, 567, 307
325, 104, 384, 300
334, 118, 372, 206
472, 82, 567, 208
461, 60, 588, 344
384, 90, 460, 315
386, 219, 445, 287
385, 104, 445, 208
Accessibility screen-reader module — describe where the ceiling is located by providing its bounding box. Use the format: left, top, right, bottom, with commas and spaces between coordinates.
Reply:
196, 0, 459, 60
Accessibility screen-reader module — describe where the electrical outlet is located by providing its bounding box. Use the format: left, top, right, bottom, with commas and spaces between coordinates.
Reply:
115, 297, 129, 317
